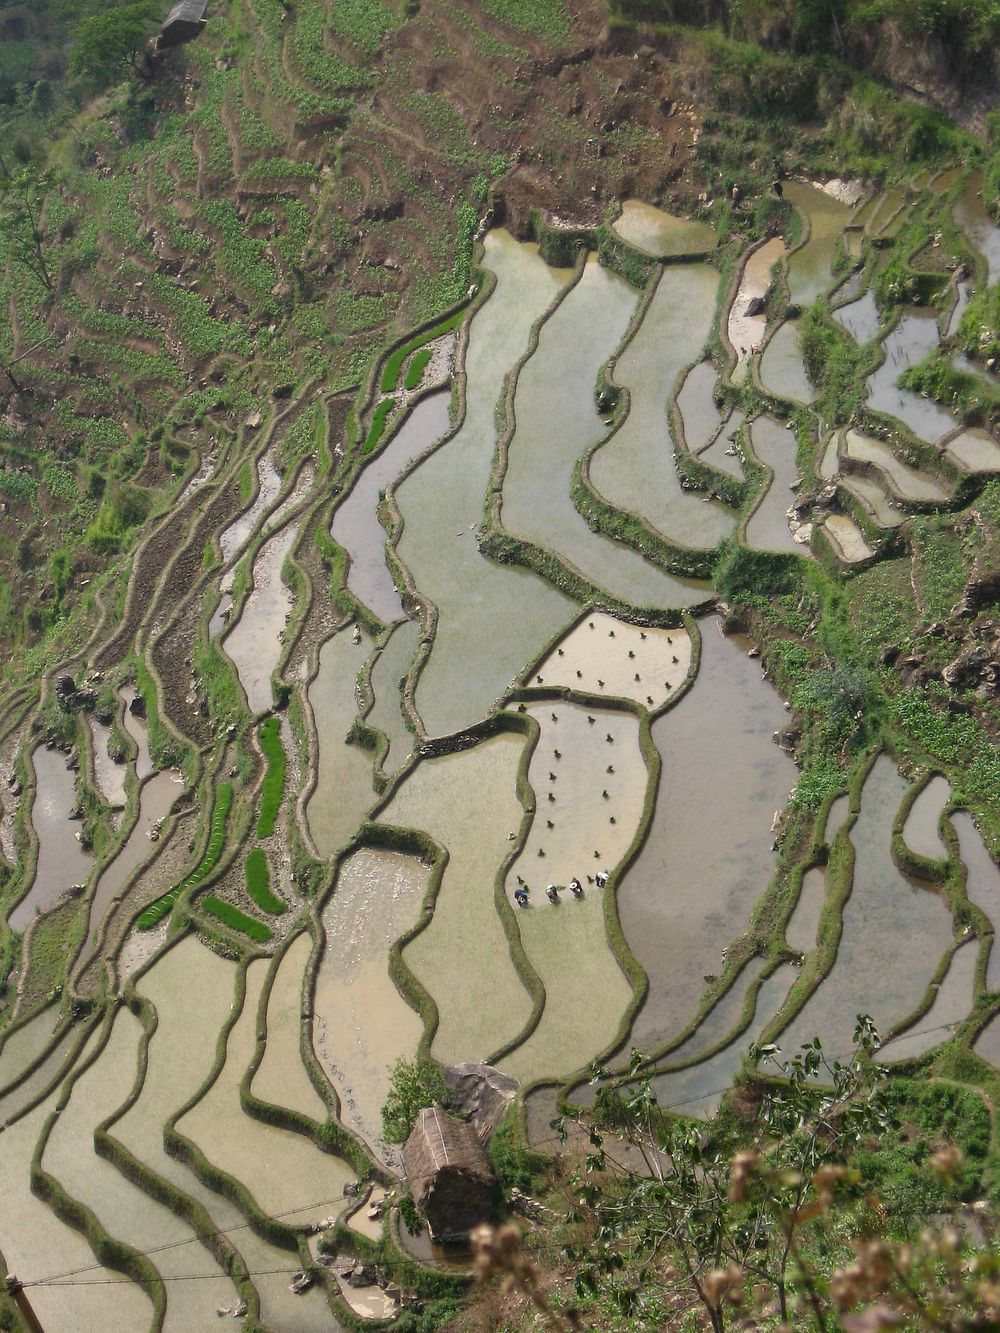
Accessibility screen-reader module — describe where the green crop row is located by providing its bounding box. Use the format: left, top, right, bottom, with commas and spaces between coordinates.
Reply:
403, 346, 433, 391
136, 783, 234, 929
256, 716, 286, 838
201, 893, 273, 942
363, 398, 395, 454
244, 848, 287, 915
380, 306, 468, 393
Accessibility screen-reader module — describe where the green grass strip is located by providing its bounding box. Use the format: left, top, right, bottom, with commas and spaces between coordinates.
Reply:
403, 345, 433, 391
244, 848, 287, 915
136, 783, 234, 929
200, 894, 273, 943
363, 397, 394, 454
255, 716, 286, 839
379, 306, 467, 393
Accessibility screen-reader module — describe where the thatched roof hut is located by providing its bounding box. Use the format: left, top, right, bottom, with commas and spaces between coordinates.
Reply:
159, 0, 208, 48
402, 1108, 498, 1242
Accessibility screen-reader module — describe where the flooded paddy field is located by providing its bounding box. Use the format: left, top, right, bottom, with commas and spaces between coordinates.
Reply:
588, 264, 734, 550
9, 161, 1000, 1321
777, 756, 955, 1060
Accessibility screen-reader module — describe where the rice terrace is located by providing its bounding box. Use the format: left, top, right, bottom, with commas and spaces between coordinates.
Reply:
5, 0, 1000, 1328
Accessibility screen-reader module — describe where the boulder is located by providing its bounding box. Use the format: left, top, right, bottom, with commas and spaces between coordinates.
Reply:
442, 1062, 518, 1143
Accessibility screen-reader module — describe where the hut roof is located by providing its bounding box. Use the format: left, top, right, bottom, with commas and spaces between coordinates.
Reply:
163, 0, 208, 26
403, 1107, 494, 1192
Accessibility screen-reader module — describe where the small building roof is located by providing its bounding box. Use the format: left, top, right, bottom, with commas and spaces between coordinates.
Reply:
163, 0, 208, 27
403, 1107, 494, 1192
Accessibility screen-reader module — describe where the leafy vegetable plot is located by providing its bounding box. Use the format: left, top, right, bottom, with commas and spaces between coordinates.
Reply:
136, 783, 234, 929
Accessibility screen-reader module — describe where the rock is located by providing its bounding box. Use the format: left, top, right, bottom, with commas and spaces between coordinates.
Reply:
128, 694, 147, 719
744, 294, 766, 317
244, 410, 263, 429
289, 1271, 314, 1294
441, 1062, 519, 1143
347, 1263, 376, 1288
343, 1180, 361, 1197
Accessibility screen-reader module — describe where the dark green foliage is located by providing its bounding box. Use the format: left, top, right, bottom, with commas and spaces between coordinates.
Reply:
382, 1057, 449, 1145
200, 893, 273, 942
714, 543, 802, 602
800, 302, 868, 420
488, 1109, 548, 1192
901, 353, 1000, 420
256, 716, 285, 838
137, 782, 233, 928
244, 848, 286, 915
69, 0, 161, 87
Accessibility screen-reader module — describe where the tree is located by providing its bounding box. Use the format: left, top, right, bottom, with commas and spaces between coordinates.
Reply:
472, 1019, 1000, 1332
0, 161, 54, 292
381, 1057, 450, 1145
69, 1, 162, 88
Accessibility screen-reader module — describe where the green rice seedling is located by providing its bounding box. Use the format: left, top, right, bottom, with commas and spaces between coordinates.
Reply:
244, 848, 287, 915
201, 893, 273, 942
136, 783, 234, 928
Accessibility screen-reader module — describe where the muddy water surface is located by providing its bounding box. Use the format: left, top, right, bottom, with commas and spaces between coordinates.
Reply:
394, 230, 574, 737
313, 848, 429, 1163
956, 171, 1000, 286
745, 417, 805, 556
505, 257, 709, 603
676, 360, 722, 451
954, 812, 1000, 990
500, 702, 647, 1085
9, 746, 94, 933
834, 289, 881, 345
785, 181, 850, 308
78, 769, 182, 966
90, 716, 127, 808
759, 320, 816, 405
120, 685, 153, 780
786, 866, 827, 954
778, 756, 954, 1060
619, 620, 797, 1056
841, 473, 904, 528
252, 932, 326, 1122
381, 731, 533, 1064
876, 942, 977, 1064
367, 620, 420, 772
867, 312, 958, 443
332, 392, 451, 622
0, 1022, 79, 1124
944, 428, 1000, 473
588, 264, 734, 551
612, 200, 715, 257
222, 520, 300, 714
41, 1008, 244, 1333
650, 964, 797, 1118
700, 410, 746, 479
305, 627, 375, 858
824, 513, 875, 563
902, 776, 951, 862
0, 1060, 153, 1332
845, 429, 949, 502
179, 959, 353, 1224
